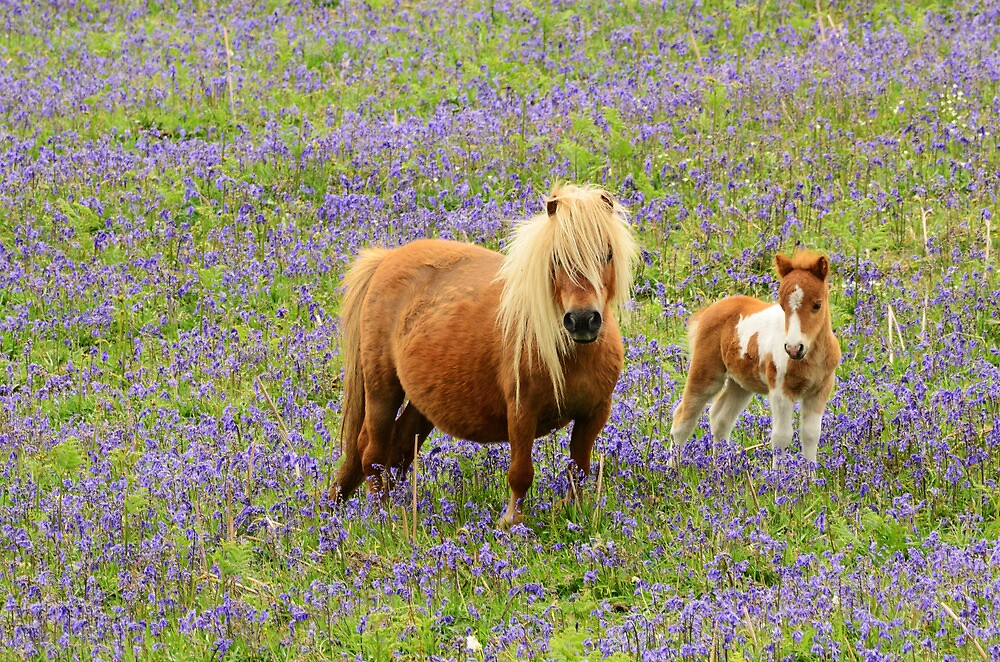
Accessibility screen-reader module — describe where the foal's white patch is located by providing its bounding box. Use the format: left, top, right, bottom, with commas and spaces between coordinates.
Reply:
784, 285, 804, 349
788, 285, 803, 311
736, 304, 789, 377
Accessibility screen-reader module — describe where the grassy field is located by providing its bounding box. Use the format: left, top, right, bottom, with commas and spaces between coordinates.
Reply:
1, 0, 999, 659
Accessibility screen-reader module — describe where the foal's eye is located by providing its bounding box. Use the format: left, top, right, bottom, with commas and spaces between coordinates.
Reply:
812, 302, 822, 311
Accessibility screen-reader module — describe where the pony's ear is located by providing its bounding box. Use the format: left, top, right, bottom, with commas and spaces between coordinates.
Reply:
811, 255, 829, 281
774, 253, 794, 278
600, 192, 614, 211
546, 198, 558, 217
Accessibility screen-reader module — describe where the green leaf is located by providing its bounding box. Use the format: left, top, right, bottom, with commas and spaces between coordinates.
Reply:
51, 437, 85, 476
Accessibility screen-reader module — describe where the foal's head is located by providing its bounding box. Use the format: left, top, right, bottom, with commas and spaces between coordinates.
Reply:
774, 251, 831, 360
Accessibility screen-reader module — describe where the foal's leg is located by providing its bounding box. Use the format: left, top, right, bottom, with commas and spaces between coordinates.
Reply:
669, 362, 726, 468
565, 400, 612, 503
708, 379, 753, 450
799, 375, 835, 478
498, 412, 537, 529
767, 391, 795, 470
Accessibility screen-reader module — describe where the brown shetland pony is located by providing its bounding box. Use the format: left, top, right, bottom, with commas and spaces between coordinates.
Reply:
333, 184, 639, 527
670, 251, 841, 471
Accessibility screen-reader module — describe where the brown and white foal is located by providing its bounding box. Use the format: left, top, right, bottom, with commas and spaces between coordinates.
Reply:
669, 252, 841, 471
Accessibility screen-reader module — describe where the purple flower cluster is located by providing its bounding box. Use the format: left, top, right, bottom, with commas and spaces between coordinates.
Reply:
0, 0, 998, 659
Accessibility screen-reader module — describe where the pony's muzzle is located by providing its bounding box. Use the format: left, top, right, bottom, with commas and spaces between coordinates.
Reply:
563, 309, 602, 343
784, 343, 806, 360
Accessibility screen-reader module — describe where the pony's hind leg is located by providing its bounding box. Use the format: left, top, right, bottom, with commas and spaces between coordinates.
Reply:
708, 379, 753, 452
669, 367, 725, 468
361, 382, 406, 500
391, 402, 435, 480
333, 428, 367, 501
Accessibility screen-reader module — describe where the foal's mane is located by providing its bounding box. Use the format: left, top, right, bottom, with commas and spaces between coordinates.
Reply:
496, 184, 639, 406
784, 250, 824, 273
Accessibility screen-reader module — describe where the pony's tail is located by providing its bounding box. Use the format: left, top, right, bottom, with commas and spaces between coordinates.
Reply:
333, 248, 389, 501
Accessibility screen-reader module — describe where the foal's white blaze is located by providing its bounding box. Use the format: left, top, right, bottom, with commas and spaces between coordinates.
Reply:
736, 305, 789, 381
784, 285, 805, 350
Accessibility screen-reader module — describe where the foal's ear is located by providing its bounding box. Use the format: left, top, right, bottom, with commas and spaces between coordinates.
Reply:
811, 255, 829, 281
547, 198, 558, 217
600, 192, 615, 211
774, 253, 794, 278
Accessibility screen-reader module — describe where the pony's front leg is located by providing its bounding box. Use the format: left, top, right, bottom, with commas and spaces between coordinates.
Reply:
768, 391, 794, 470
565, 401, 611, 504
498, 414, 536, 530
800, 376, 834, 478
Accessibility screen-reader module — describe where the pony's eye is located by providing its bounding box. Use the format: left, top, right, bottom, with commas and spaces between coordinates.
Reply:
606, 250, 613, 263
812, 302, 822, 311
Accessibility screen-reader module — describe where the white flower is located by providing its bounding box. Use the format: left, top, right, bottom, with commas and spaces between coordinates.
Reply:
466, 635, 483, 653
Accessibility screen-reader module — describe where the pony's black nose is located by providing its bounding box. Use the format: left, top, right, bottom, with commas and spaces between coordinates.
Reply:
563, 310, 602, 342
784, 343, 806, 360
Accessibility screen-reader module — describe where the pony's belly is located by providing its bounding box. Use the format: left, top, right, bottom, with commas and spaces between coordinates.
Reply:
395, 349, 511, 444
419, 404, 570, 444
420, 401, 510, 444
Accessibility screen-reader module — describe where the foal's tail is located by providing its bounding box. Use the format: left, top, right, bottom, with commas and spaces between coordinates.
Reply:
333, 248, 390, 501
685, 311, 703, 350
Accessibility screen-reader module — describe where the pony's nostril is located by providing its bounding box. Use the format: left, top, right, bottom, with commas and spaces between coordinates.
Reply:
785, 343, 805, 358
565, 310, 600, 338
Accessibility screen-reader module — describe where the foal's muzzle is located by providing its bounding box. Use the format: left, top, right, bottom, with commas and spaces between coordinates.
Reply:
563, 309, 602, 343
784, 343, 806, 360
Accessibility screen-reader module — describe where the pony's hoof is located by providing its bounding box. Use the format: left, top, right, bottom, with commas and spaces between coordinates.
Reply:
496, 511, 523, 530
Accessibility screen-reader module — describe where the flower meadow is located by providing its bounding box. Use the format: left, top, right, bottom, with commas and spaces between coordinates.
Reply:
1, 0, 999, 659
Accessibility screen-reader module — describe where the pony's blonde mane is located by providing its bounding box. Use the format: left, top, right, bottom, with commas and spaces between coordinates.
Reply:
496, 184, 639, 406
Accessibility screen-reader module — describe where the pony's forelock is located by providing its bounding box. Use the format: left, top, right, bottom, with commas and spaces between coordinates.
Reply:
496, 184, 639, 406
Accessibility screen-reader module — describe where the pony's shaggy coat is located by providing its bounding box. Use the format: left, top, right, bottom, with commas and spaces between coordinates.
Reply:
334, 184, 639, 527
670, 251, 841, 470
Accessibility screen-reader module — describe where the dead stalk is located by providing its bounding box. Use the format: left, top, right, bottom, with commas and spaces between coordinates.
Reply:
412, 434, 419, 542
256, 376, 300, 479
220, 25, 236, 122
940, 601, 989, 661
590, 453, 606, 528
